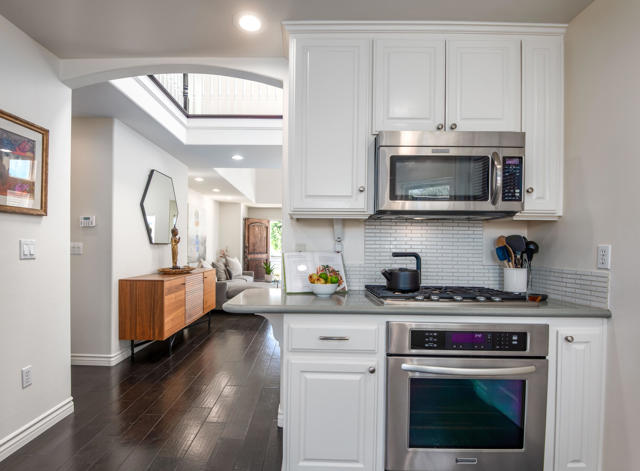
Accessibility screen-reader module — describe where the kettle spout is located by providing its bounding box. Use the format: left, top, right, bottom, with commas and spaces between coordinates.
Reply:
381, 269, 391, 281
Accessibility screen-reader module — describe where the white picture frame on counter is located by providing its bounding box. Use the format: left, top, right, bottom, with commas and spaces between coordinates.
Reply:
283, 251, 348, 294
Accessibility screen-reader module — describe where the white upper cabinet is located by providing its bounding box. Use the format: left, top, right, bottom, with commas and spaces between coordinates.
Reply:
289, 37, 371, 215
554, 327, 605, 471
446, 38, 522, 131
517, 36, 564, 220
373, 38, 446, 132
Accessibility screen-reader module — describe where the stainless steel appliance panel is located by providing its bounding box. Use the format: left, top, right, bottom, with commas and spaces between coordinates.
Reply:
386, 355, 548, 471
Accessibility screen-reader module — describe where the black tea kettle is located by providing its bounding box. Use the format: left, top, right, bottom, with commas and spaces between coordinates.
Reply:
381, 252, 422, 292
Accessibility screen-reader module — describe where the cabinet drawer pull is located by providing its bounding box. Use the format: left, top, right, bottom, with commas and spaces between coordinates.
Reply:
358, 186, 366, 193
318, 336, 350, 341
526, 187, 535, 194
368, 366, 376, 374
565, 335, 575, 343
450, 123, 458, 130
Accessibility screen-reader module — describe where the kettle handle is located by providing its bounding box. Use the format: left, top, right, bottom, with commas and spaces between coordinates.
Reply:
391, 252, 422, 279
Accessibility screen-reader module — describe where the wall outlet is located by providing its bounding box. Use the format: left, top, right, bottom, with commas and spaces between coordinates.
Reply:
21, 366, 32, 389
19, 239, 36, 260
597, 244, 611, 269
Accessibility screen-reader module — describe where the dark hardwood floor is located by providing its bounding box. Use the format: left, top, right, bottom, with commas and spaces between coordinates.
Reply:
1, 314, 282, 471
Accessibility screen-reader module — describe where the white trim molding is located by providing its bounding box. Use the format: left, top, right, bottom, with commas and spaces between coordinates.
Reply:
71, 349, 130, 366
0, 397, 74, 462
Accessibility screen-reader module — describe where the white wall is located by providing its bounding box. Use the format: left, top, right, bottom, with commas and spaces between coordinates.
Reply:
254, 168, 282, 205
69, 117, 188, 360
70, 118, 113, 356
0, 13, 73, 455
217, 202, 245, 262
247, 206, 282, 221
527, 0, 639, 467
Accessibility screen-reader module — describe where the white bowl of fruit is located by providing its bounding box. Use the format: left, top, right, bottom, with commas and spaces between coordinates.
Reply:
308, 266, 343, 297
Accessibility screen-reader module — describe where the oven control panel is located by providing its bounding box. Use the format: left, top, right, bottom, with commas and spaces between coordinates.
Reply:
411, 330, 527, 351
502, 157, 523, 202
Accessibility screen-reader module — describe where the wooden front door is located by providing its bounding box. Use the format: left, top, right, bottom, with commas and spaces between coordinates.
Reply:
244, 218, 270, 281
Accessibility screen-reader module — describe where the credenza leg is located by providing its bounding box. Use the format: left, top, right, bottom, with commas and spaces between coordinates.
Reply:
208, 311, 211, 332
168, 334, 177, 356
130, 340, 135, 362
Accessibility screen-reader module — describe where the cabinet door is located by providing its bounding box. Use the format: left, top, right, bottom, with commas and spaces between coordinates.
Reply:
555, 327, 605, 471
446, 38, 521, 131
203, 270, 216, 312
290, 38, 371, 212
373, 38, 445, 131
519, 37, 563, 219
287, 359, 377, 470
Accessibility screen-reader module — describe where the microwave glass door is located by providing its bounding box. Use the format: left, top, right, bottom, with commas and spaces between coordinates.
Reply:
389, 155, 490, 202
409, 377, 525, 449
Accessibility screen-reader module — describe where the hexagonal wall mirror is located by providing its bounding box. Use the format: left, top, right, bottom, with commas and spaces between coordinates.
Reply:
140, 170, 178, 244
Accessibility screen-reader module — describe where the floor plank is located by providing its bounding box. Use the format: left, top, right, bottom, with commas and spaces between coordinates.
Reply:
0, 314, 282, 471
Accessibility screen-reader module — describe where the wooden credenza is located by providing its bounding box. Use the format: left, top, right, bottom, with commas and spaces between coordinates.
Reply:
119, 268, 216, 344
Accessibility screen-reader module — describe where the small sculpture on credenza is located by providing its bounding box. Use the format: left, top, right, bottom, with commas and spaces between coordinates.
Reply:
158, 226, 195, 275
171, 226, 180, 268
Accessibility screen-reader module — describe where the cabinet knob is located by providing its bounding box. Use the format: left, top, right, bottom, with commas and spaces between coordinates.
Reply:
526, 187, 534, 194
450, 123, 457, 130
358, 186, 366, 193
436, 123, 444, 130
368, 366, 376, 374
565, 335, 575, 343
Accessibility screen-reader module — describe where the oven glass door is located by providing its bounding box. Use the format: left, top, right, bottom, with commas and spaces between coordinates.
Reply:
386, 356, 548, 471
409, 377, 525, 449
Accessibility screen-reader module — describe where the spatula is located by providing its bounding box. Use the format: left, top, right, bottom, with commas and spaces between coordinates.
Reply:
506, 235, 527, 268
495, 235, 514, 268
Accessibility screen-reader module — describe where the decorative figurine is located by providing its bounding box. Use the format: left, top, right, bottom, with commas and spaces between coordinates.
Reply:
171, 226, 180, 269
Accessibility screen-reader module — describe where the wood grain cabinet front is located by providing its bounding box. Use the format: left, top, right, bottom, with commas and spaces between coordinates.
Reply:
119, 268, 215, 342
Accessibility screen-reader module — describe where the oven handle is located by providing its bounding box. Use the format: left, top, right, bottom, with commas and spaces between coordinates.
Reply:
401, 363, 536, 376
490, 151, 503, 206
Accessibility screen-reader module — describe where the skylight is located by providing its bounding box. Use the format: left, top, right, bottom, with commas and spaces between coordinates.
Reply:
149, 73, 283, 118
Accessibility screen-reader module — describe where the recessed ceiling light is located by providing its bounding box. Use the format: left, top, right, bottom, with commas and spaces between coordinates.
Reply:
194, 177, 204, 182
225, 196, 233, 200
237, 13, 262, 32
212, 188, 221, 192
231, 154, 244, 161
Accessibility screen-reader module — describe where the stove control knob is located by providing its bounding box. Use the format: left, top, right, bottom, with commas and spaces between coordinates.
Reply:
415, 295, 425, 301
430, 295, 440, 301
453, 295, 463, 302
476, 296, 487, 302
491, 296, 502, 302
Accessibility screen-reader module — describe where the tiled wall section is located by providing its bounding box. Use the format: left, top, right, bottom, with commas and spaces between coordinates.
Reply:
345, 220, 503, 289
344, 219, 611, 308
530, 266, 610, 308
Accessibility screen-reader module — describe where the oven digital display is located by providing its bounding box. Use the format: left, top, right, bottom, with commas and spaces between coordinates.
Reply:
451, 332, 485, 344
410, 330, 527, 351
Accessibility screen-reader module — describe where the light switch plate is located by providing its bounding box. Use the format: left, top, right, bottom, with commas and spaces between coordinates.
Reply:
70, 242, 84, 255
80, 215, 96, 227
19, 239, 36, 260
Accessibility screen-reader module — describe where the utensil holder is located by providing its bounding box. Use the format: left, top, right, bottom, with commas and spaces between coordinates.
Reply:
504, 268, 528, 293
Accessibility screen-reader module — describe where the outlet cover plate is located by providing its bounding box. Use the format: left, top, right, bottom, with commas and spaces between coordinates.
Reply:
597, 244, 611, 269
21, 365, 32, 388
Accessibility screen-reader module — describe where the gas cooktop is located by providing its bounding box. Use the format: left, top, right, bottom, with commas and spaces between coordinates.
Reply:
365, 285, 527, 304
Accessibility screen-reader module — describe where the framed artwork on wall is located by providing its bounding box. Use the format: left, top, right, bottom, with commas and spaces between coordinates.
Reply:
187, 203, 207, 263
0, 109, 49, 216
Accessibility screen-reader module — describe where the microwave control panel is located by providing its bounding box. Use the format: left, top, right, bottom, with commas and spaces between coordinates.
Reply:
502, 157, 523, 201
410, 330, 528, 351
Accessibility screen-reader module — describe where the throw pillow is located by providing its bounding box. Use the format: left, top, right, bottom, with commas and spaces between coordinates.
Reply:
212, 260, 228, 281
226, 256, 243, 278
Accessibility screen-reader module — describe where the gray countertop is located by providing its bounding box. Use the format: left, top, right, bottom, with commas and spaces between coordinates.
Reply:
223, 288, 611, 318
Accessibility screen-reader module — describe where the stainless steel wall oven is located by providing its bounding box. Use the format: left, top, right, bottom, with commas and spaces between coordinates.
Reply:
386, 322, 548, 471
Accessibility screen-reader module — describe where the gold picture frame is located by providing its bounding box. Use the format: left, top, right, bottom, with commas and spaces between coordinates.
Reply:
0, 109, 49, 216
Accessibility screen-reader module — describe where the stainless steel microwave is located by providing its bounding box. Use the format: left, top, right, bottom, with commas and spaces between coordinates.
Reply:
374, 131, 525, 219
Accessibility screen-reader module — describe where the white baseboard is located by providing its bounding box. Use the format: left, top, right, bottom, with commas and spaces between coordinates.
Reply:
71, 349, 129, 366
0, 397, 74, 462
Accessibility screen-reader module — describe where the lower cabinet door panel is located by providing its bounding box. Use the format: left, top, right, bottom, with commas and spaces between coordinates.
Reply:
554, 327, 604, 471
287, 359, 378, 470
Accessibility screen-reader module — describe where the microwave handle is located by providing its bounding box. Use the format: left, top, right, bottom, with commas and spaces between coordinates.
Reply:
401, 363, 536, 376
491, 152, 503, 206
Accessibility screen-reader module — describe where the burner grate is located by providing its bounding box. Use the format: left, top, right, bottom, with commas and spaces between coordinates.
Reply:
365, 285, 527, 302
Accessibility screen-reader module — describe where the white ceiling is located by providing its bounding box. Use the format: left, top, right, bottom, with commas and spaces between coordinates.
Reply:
0, 0, 592, 58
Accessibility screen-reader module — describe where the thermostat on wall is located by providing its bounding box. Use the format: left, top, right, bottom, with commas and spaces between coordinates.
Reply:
80, 216, 96, 227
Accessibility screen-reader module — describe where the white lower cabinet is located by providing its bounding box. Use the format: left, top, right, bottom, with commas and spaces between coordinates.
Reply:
287, 358, 378, 470
554, 327, 605, 471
